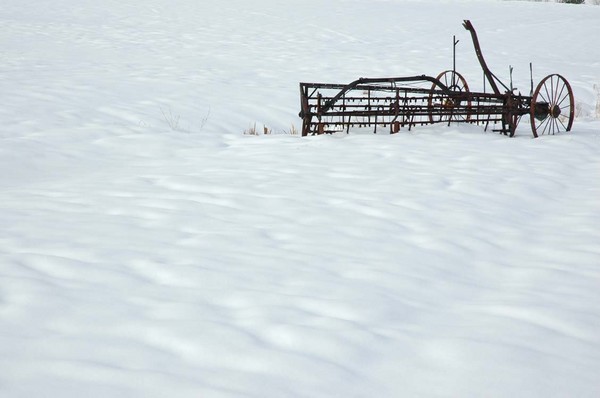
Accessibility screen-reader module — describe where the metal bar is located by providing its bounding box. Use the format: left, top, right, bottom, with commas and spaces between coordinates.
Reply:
316, 75, 452, 114
300, 80, 532, 136
462, 20, 502, 96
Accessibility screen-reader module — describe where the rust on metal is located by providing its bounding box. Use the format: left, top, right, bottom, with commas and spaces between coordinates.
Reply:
299, 20, 574, 138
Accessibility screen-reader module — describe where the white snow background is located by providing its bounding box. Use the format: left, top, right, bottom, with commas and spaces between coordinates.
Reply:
1, 0, 600, 397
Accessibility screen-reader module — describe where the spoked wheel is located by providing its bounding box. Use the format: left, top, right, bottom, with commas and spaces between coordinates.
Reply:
530, 74, 574, 138
428, 70, 472, 124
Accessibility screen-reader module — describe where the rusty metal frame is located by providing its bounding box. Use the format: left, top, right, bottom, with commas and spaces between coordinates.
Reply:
299, 20, 574, 138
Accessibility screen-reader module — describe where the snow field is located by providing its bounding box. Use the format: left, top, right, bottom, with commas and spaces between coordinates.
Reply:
1, 0, 600, 397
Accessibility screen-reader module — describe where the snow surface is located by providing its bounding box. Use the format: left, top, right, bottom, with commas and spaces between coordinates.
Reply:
1, 0, 600, 397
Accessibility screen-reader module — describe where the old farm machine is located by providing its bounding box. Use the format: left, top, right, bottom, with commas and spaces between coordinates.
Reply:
299, 20, 574, 138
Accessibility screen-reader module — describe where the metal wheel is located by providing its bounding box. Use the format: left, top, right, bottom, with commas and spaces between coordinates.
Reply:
530, 74, 574, 138
428, 70, 472, 124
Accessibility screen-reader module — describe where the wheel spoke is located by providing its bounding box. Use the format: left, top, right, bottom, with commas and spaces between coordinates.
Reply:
544, 117, 552, 135
553, 75, 561, 104
543, 81, 552, 105
554, 80, 566, 106
544, 117, 554, 135
538, 91, 550, 104
554, 76, 561, 104
548, 75, 555, 103
538, 80, 550, 103
557, 116, 568, 131
538, 116, 551, 135
559, 102, 571, 115
557, 90, 570, 107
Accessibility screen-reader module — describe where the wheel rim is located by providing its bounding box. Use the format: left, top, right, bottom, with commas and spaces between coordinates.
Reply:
530, 74, 574, 138
428, 70, 471, 124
